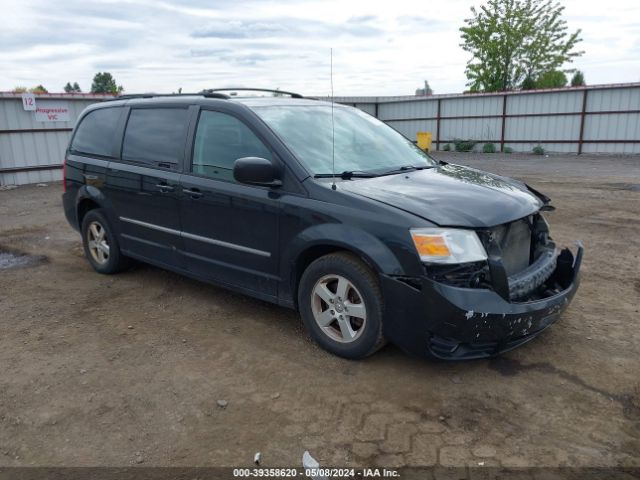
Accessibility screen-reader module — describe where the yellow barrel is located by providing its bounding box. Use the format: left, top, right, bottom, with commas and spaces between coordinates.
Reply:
416, 132, 432, 152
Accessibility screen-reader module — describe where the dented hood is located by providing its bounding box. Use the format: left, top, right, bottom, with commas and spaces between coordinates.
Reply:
339, 163, 544, 228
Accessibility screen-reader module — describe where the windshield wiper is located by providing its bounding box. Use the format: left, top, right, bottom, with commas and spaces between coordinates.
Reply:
378, 165, 434, 176
314, 170, 378, 179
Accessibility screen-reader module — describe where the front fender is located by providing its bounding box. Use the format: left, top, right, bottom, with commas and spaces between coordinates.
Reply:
280, 223, 407, 307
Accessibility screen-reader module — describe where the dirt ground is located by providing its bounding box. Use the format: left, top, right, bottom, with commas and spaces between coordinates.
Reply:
0, 153, 638, 470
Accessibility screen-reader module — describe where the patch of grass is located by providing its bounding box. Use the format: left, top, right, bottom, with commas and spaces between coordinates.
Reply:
482, 143, 496, 153
503, 146, 514, 154
453, 138, 476, 152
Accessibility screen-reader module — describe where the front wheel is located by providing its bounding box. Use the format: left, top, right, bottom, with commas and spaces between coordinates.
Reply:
298, 252, 386, 359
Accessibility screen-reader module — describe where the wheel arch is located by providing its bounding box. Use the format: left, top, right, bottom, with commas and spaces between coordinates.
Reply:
74, 185, 118, 230
77, 197, 101, 228
283, 224, 405, 309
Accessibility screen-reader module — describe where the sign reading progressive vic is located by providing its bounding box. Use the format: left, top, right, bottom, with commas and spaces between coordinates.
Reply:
35, 101, 70, 122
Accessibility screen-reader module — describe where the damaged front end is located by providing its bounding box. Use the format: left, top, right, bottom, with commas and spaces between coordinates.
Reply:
381, 213, 583, 360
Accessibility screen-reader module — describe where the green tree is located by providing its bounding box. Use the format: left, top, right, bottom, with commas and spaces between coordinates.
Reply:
460, 0, 583, 92
91, 72, 123, 94
522, 70, 570, 90
521, 76, 537, 90
570, 70, 586, 86
64, 82, 82, 93
29, 85, 48, 93
535, 70, 568, 88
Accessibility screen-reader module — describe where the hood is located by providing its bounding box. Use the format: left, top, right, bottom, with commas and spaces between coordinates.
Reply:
338, 164, 543, 228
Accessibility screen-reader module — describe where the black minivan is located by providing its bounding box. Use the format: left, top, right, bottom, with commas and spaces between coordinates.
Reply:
62, 89, 582, 360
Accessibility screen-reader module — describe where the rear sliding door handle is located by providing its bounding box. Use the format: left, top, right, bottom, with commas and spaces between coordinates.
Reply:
182, 188, 203, 199
155, 183, 175, 193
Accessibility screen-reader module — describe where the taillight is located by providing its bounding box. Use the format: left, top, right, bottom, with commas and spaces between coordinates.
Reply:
62, 158, 67, 192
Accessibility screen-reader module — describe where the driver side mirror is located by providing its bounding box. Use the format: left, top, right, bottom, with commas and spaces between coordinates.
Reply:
233, 157, 282, 187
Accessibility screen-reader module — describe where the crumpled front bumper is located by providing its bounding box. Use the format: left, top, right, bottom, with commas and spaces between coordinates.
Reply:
381, 243, 583, 360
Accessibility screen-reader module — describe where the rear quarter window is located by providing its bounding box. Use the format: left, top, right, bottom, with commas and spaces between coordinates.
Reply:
71, 107, 122, 157
122, 108, 189, 167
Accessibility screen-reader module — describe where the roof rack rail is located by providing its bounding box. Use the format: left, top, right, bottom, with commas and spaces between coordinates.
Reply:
203, 88, 304, 98
110, 92, 230, 101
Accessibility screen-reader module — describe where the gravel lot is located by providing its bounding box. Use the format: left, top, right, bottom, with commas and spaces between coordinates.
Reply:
0, 153, 638, 470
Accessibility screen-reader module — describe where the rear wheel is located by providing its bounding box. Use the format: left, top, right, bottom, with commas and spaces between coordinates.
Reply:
298, 252, 385, 359
81, 209, 129, 274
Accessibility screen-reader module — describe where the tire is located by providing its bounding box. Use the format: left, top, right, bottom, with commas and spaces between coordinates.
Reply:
81, 208, 129, 274
298, 252, 386, 359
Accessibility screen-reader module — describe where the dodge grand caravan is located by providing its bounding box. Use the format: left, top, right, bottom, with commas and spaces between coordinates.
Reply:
62, 89, 582, 360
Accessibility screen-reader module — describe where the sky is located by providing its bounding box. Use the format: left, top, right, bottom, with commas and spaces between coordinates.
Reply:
1, 0, 639, 96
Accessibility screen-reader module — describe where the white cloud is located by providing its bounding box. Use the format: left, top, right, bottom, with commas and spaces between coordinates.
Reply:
1, 0, 638, 95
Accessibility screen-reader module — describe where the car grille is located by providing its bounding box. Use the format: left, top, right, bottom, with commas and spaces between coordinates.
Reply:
427, 330, 549, 360
425, 214, 557, 300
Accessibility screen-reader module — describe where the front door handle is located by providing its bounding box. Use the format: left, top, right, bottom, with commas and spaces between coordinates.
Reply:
155, 183, 175, 193
182, 187, 203, 199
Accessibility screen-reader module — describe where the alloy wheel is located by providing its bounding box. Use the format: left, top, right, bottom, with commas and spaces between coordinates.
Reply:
311, 274, 367, 343
87, 221, 110, 265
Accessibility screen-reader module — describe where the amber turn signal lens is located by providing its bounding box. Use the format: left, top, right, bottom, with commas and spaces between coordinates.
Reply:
411, 234, 451, 257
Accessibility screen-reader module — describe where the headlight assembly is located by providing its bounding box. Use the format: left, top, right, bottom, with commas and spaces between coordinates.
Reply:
410, 228, 488, 264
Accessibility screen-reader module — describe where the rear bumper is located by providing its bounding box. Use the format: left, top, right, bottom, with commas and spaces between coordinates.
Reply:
381, 244, 583, 360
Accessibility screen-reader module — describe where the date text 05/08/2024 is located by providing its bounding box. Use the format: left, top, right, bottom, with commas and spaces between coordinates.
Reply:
233, 468, 400, 478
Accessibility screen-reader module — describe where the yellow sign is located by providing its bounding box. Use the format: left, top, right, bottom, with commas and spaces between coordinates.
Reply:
417, 132, 432, 152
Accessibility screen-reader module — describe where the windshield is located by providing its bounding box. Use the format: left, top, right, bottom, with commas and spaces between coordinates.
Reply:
253, 105, 438, 175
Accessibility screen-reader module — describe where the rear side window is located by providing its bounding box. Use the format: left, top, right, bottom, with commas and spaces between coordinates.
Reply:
122, 108, 189, 167
71, 107, 122, 157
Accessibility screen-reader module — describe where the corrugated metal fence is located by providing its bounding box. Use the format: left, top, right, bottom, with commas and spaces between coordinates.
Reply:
0, 93, 111, 186
1, 84, 639, 186
334, 83, 640, 155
